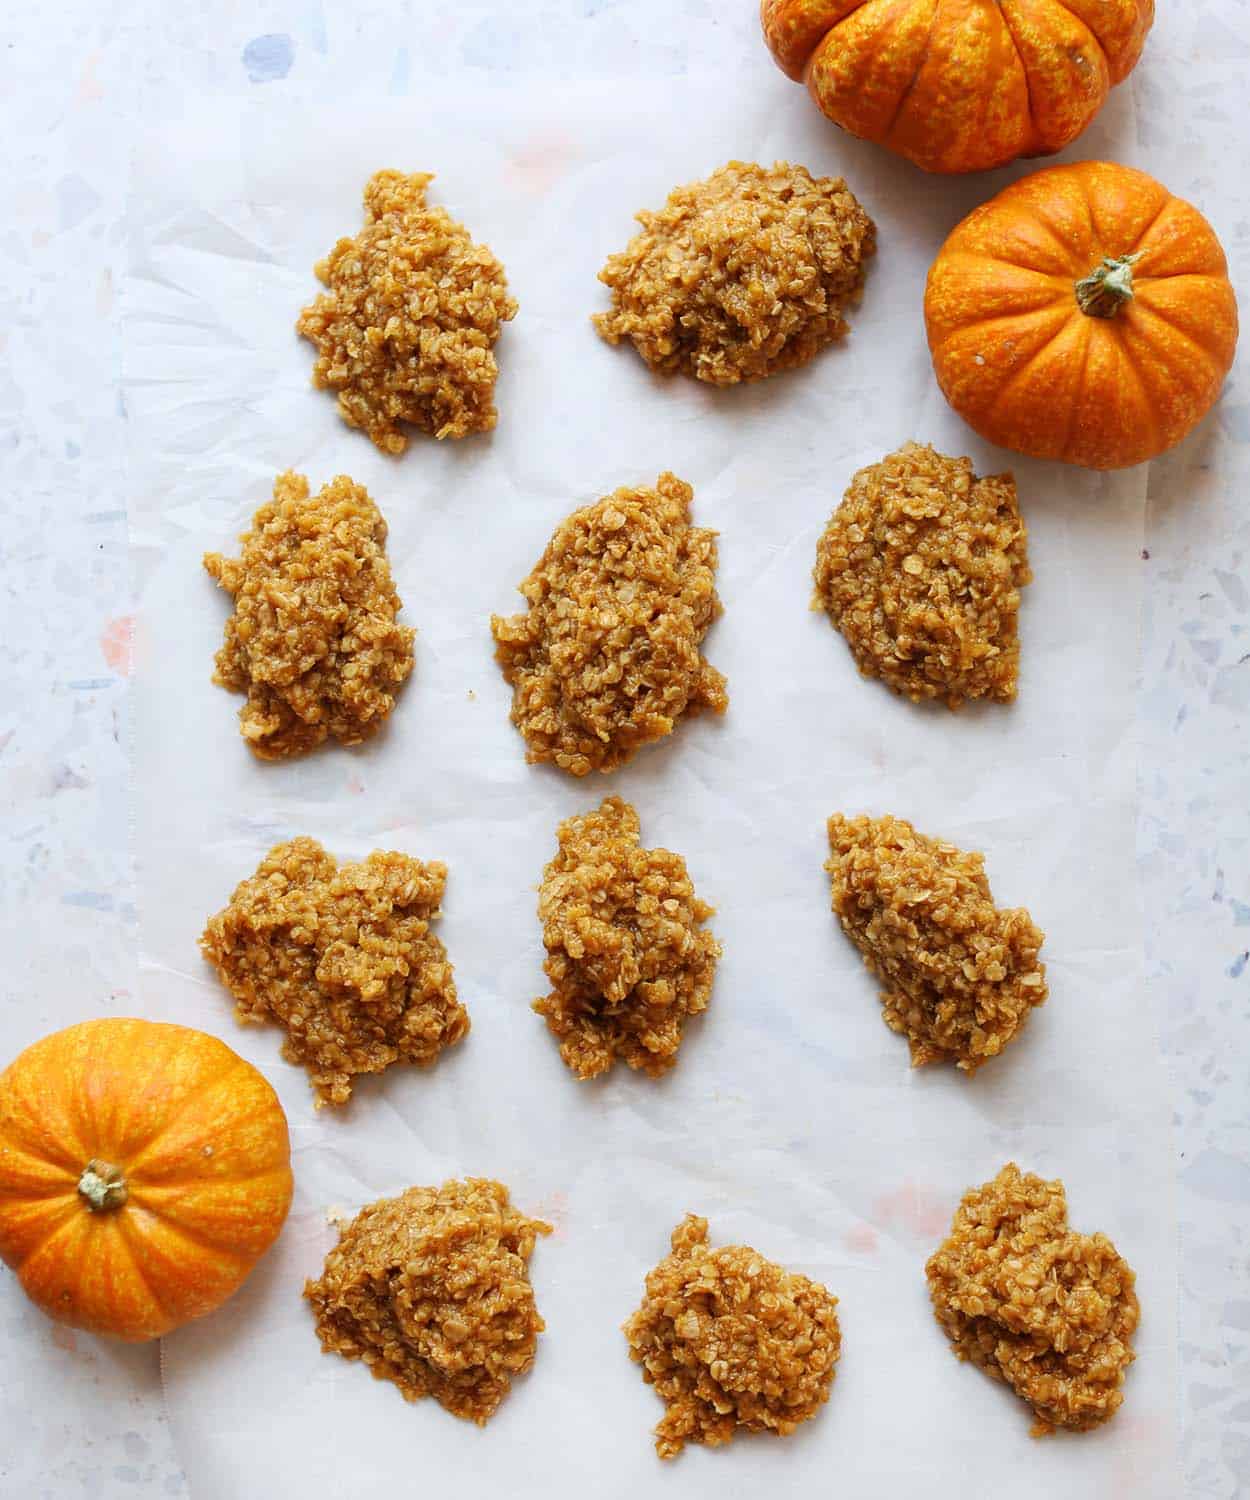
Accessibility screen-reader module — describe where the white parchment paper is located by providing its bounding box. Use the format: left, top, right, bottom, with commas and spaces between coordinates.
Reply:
124, 73, 1177, 1499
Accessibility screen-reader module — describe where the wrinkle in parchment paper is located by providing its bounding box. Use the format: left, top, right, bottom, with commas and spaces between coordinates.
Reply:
126, 76, 1177, 1499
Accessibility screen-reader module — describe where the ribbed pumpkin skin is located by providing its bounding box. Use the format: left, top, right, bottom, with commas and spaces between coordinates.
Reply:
924, 162, 1239, 471
0, 1019, 293, 1342
761, 0, 1154, 174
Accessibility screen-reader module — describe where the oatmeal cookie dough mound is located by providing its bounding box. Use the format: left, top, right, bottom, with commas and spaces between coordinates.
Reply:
306, 1178, 550, 1423
535, 796, 719, 1080
624, 1214, 842, 1459
594, 160, 874, 385
204, 470, 414, 760
296, 170, 517, 451
813, 443, 1031, 708
200, 838, 468, 1107
491, 473, 727, 775
926, 1164, 1139, 1434
826, 814, 1046, 1071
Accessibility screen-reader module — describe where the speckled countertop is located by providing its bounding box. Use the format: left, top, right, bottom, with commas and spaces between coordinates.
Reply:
0, 4, 1246, 1497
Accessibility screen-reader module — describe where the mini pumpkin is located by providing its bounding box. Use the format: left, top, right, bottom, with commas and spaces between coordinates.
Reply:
761, 0, 1154, 175
925, 162, 1239, 470
0, 1018, 293, 1342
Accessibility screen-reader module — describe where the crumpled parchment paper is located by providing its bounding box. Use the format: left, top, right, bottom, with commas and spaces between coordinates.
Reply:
124, 73, 1177, 1500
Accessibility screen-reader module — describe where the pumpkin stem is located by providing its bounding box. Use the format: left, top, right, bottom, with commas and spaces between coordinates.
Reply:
78, 1159, 128, 1212
1075, 253, 1140, 319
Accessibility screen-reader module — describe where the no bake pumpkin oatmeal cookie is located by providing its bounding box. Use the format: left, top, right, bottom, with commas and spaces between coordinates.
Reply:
926, 1164, 1139, 1434
535, 796, 719, 1080
491, 473, 727, 775
624, 1214, 842, 1458
200, 838, 468, 1107
306, 1178, 550, 1423
297, 170, 516, 451
594, 159, 874, 385
826, 814, 1046, 1072
204, 470, 414, 759
813, 443, 1031, 708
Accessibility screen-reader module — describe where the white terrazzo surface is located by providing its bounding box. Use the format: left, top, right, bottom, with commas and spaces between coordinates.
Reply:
0, 3, 1246, 1495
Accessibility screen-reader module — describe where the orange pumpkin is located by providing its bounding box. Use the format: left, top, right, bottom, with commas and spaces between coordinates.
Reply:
924, 162, 1239, 471
761, 0, 1154, 175
0, 1018, 293, 1342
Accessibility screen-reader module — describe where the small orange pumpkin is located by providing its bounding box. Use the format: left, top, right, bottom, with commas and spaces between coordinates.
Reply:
0, 1018, 293, 1342
761, 0, 1154, 175
924, 162, 1239, 471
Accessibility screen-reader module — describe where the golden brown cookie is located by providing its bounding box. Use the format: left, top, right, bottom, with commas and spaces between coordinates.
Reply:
200, 838, 468, 1106
826, 813, 1046, 1071
594, 160, 873, 384
491, 473, 726, 775
297, 170, 516, 450
926, 1164, 1139, 1434
306, 1179, 550, 1422
624, 1214, 841, 1458
813, 443, 1030, 708
534, 796, 719, 1079
204, 470, 414, 759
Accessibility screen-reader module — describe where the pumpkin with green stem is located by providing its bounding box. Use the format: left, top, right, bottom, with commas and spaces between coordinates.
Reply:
0, 1018, 293, 1341
924, 162, 1239, 470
